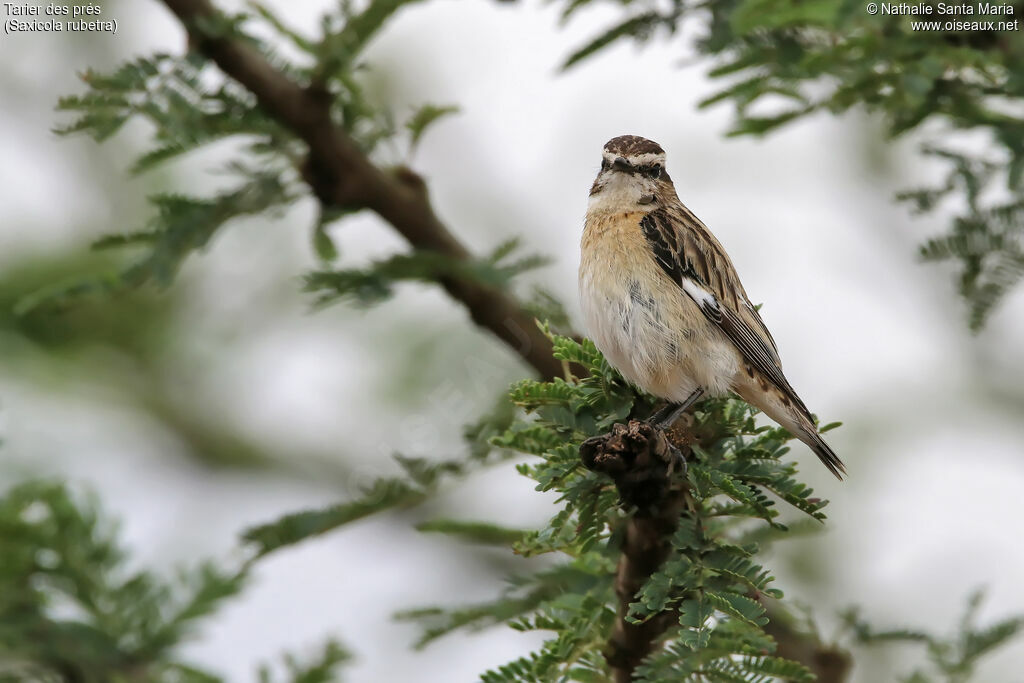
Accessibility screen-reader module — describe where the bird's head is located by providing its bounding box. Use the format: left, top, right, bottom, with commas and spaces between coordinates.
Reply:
589, 135, 672, 209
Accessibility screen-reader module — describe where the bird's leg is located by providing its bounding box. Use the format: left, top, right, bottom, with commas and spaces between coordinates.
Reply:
646, 402, 678, 426
647, 389, 704, 429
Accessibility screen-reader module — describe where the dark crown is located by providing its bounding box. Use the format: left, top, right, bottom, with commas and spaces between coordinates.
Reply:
603, 135, 664, 156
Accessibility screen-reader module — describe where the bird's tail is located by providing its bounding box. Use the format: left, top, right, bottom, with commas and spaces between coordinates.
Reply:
795, 425, 846, 481
735, 384, 846, 480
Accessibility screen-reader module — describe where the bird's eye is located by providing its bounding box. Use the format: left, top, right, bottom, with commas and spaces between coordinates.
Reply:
647, 163, 662, 179
601, 158, 611, 171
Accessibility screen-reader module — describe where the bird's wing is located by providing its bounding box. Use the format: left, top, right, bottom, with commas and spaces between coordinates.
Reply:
638, 206, 811, 417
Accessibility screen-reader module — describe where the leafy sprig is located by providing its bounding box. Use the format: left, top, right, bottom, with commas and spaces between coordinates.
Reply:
401, 326, 834, 681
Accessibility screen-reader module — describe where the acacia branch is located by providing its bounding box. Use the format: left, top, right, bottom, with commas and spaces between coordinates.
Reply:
581, 420, 852, 682
581, 420, 688, 681
158, 0, 562, 380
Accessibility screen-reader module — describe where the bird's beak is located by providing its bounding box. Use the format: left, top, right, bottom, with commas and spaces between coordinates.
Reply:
612, 157, 632, 173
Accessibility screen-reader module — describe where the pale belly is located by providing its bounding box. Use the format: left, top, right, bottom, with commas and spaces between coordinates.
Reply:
579, 223, 739, 402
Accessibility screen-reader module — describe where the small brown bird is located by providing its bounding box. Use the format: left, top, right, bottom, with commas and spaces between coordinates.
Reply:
579, 135, 845, 479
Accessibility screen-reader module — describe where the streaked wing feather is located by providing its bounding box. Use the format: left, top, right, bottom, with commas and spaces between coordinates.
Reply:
639, 208, 811, 418
745, 301, 780, 356
640, 212, 684, 284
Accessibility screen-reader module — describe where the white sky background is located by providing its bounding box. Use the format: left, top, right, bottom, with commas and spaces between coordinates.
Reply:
1, 0, 1024, 681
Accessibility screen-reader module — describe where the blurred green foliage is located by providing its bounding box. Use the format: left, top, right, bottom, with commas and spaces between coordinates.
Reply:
303, 238, 552, 308
0, 251, 348, 473
29, 1, 446, 310
560, 0, 1024, 329
0, 481, 350, 682
27, 0, 567, 345
842, 590, 1024, 682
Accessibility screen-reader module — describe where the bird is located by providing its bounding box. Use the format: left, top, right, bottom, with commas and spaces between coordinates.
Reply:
578, 135, 845, 479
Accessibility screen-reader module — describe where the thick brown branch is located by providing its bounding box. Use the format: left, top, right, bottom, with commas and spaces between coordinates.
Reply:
581, 420, 688, 682
158, 0, 562, 380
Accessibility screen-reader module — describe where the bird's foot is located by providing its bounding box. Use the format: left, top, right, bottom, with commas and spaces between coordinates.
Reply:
580, 420, 687, 508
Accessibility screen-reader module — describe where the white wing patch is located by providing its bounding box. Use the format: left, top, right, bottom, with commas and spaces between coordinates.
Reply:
681, 277, 718, 312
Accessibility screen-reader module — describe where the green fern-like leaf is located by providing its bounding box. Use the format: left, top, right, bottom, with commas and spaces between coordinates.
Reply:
705, 590, 768, 627
415, 519, 525, 546
406, 103, 459, 150
242, 455, 462, 557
